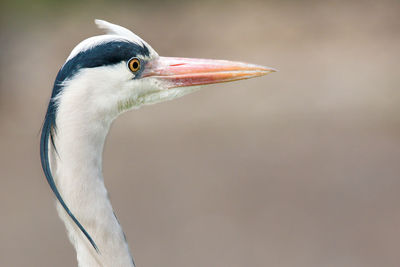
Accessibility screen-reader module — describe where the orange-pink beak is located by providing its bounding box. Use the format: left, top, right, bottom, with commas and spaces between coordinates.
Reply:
141, 57, 276, 88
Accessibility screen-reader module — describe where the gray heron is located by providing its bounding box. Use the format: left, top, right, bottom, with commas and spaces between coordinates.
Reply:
40, 19, 276, 267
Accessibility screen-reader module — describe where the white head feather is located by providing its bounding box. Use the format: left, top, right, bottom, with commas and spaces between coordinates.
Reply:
66, 19, 158, 62
94, 19, 158, 57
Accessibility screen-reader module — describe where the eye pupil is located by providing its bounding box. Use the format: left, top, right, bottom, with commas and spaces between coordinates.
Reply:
128, 58, 141, 72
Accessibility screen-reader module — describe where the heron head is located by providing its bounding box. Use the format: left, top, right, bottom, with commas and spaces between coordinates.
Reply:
51, 19, 276, 120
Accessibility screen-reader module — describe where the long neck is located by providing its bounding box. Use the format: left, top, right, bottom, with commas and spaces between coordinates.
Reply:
51, 107, 134, 267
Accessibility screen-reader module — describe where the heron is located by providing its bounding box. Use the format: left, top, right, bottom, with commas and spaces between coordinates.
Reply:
40, 19, 276, 267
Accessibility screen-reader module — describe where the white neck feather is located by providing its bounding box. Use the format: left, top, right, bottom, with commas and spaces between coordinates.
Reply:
50, 79, 135, 267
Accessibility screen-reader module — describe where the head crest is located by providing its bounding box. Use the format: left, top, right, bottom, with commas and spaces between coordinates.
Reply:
95, 19, 158, 57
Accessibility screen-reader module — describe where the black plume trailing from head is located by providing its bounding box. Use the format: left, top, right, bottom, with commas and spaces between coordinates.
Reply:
40, 40, 150, 252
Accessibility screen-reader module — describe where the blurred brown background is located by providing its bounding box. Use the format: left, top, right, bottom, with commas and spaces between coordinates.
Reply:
1, 0, 400, 266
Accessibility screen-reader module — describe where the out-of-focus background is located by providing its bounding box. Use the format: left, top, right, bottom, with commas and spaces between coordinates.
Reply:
1, 0, 399, 266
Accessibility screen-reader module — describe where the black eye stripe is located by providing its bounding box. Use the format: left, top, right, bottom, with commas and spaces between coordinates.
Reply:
58, 41, 150, 83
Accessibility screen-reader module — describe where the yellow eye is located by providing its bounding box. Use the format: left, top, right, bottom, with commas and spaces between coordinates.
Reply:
128, 58, 141, 72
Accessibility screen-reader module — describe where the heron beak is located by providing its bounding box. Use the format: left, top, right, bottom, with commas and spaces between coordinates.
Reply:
141, 57, 277, 88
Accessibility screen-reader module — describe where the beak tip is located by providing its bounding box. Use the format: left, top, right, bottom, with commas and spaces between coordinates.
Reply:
261, 66, 278, 73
